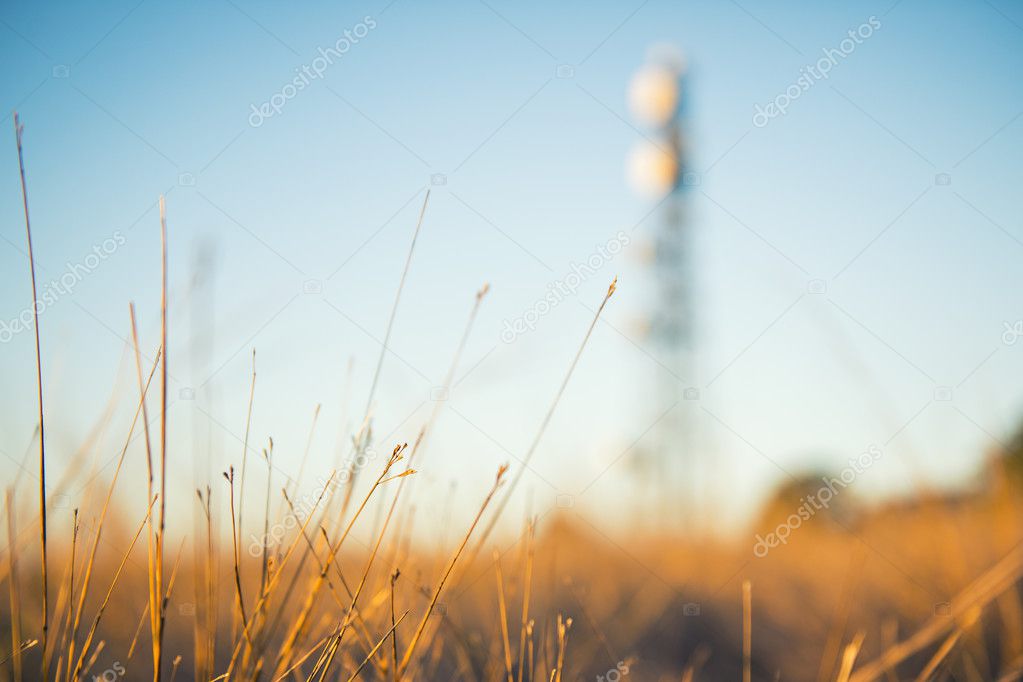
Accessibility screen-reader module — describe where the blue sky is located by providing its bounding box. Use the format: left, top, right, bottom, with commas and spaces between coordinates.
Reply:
1, 0, 1022, 540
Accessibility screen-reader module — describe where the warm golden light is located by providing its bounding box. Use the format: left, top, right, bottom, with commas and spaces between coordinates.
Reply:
628, 64, 680, 127
626, 139, 678, 196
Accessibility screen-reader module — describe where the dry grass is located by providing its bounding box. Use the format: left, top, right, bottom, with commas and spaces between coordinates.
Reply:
1, 470, 1020, 680
3, 115, 1023, 682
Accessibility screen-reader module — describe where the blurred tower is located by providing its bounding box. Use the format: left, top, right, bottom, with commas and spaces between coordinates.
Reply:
626, 46, 697, 527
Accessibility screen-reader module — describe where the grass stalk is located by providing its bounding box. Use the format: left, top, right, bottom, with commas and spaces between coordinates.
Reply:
494, 550, 514, 682
155, 194, 169, 682
71, 497, 156, 680
473, 278, 616, 560
397, 464, 507, 678
12, 112, 48, 682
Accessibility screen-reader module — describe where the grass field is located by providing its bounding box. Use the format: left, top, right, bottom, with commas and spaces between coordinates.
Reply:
4, 115, 1023, 682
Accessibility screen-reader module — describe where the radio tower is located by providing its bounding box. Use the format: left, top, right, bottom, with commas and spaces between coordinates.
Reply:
627, 46, 697, 528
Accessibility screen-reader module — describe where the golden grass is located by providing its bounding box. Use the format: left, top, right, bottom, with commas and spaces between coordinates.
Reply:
3, 115, 1023, 682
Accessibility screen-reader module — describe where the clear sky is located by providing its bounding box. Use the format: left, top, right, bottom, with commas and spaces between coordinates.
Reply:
1, 0, 1022, 541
